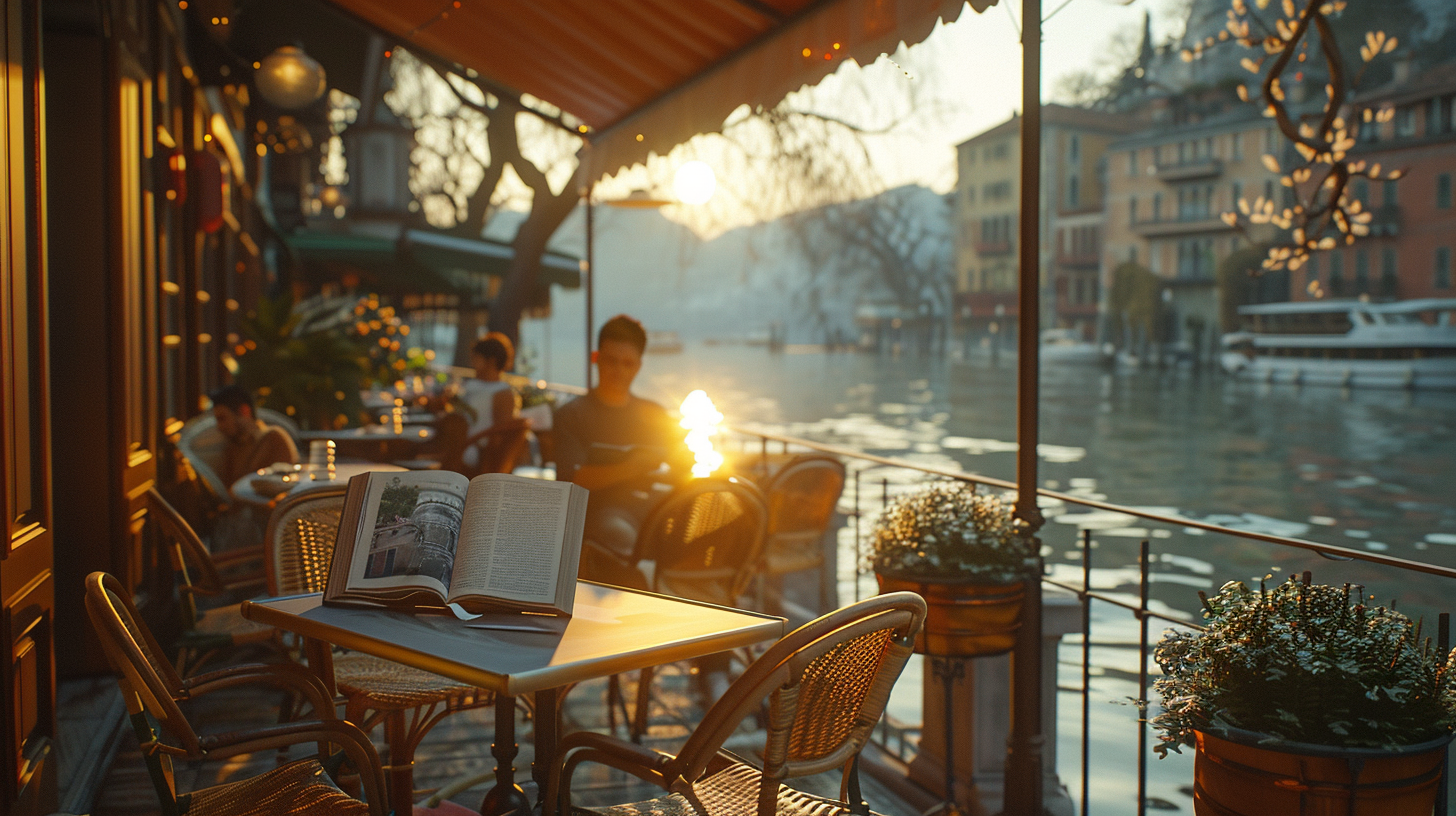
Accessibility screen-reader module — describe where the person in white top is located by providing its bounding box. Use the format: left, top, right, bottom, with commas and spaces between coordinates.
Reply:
458, 333, 520, 470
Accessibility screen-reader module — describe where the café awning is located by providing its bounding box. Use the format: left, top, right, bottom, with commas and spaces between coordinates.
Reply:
324, 0, 999, 179
288, 229, 582, 298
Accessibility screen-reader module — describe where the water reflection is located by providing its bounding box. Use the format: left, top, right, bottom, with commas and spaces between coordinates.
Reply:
637, 344, 1456, 812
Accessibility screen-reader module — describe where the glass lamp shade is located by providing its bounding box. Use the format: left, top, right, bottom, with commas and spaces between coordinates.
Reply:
255, 46, 326, 109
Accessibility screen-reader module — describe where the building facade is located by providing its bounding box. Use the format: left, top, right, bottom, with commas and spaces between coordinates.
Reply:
953, 104, 1137, 347
1103, 108, 1289, 353
1290, 62, 1456, 302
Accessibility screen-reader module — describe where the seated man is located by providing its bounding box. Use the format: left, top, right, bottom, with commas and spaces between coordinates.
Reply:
211, 385, 299, 485
458, 333, 523, 473
554, 315, 688, 576
209, 385, 298, 553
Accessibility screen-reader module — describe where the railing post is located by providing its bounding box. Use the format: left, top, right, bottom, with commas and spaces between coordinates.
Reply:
1004, 0, 1044, 813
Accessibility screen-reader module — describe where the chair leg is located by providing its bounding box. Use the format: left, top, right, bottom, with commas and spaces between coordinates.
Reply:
384, 710, 415, 816
630, 666, 654, 743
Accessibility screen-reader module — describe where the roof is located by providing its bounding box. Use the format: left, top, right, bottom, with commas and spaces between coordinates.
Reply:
956, 103, 1140, 149
323, 0, 999, 179
288, 229, 582, 299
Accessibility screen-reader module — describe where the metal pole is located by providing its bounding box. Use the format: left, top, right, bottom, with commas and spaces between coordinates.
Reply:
1004, 0, 1045, 813
584, 185, 595, 390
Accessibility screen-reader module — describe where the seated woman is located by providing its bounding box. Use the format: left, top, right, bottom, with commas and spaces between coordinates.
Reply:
457, 333, 528, 474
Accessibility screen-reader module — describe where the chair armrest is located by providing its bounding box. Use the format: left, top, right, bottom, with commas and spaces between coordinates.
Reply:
552, 730, 675, 814
183, 661, 335, 719
197, 718, 387, 816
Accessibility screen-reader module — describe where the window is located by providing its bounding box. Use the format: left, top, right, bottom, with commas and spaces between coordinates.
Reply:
1128, 246, 1138, 264
1306, 254, 1320, 286
1068, 175, 1080, 208
1330, 252, 1345, 295
1231, 180, 1243, 208
1069, 134, 1080, 164
1152, 193, 1163, 221
1427, 96, 1453, 136
1129, 197, 1138, 224
1231, 132, 1242, 160
1438, 174, 1452, 209
1356, 249, 1370, 291
1264, 179, 1275, 203
1352, 178, 1370, 207
1178, 141, 1188, 163
1381, 246, 1398, 292
1395, 107, 1416, 138
1128, 150, 1137, 177
1437, 247, 1452, 289
1359, 113, 1380, 143
1383, 179, 1398, 207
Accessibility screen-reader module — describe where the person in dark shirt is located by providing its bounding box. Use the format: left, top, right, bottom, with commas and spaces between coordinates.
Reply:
212, 385, 298, 485
554, 315, 688, 576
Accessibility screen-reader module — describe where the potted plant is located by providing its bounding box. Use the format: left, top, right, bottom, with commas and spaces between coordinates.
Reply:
1153, 574, 1456, 815
870, 482, 1036, 657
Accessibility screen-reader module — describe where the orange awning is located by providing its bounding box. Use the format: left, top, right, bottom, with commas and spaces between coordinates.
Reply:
324, 0, 998, 179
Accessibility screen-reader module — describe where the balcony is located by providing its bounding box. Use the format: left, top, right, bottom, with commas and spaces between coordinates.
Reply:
974, 240, 1013, 256
1154, 158, 1223, 182
1133, 215, 1233, 238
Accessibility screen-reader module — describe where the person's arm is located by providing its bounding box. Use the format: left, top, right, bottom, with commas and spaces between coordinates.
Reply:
242, 428, 298, 475
568, 449, 664, 492
490, 386, 520, 425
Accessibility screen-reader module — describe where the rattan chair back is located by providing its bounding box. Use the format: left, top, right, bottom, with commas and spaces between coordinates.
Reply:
266, 486, 349, 596
673, 591, 925, 788
86, 572, 200, 757
763, 455, 845, 575
149, 487, 227, 628
86, 571, 388, 816
635, 476, 769, 607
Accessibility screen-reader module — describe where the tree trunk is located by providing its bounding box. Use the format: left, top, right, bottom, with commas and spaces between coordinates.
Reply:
487, 186, 579, 344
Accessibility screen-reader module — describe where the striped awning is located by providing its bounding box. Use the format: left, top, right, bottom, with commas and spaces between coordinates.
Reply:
323, 0, 998, 179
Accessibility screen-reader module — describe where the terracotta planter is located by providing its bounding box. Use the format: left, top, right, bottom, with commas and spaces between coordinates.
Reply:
1193, 727, 1452, 816
875, 573, 1025, 657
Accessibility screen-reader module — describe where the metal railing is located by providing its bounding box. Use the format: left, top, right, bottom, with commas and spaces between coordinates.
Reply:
528, 382, 1456, 814
720, 425, 1456, 815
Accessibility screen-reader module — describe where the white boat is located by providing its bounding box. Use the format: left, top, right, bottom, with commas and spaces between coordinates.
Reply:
1220, 298, 1456, 389
1040, 329, 1110, 365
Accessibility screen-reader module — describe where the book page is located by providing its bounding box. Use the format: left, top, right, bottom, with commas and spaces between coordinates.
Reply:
346, 471, 471, 598
452, 475, 572, 605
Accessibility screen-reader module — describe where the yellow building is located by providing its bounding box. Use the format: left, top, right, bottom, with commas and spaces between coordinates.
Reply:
1104, 108, 1286, 354
953, 105, 1138, 345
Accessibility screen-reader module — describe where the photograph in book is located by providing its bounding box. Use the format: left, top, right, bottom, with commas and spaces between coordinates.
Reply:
326, 470, 588, 616
364, 478, 464, 586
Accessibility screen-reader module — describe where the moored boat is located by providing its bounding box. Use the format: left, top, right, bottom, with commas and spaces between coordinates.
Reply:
1040, 328, 1111, 365
1220, 298, 1456, 389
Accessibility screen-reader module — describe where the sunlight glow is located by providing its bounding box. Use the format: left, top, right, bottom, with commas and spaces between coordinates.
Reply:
679, 390, 724, 478
672, 160, 717, 206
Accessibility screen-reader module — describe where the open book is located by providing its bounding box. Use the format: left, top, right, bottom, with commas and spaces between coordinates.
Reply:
326, 471, 588, 616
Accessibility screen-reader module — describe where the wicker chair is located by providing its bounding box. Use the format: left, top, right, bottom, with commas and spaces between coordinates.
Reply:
601, 477, 770, 741
758, 456, 847, 617
85, 571, 388, 816
552, 591, 927, 816
148, 487, 279, 676
265, 487, 495, 810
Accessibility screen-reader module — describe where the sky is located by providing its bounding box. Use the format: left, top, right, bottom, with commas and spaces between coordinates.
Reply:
588, 0, 1191, 238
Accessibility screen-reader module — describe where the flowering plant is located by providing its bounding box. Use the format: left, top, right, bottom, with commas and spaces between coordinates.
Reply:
1153, 574, 1456, 754
868, 482, 1034, 584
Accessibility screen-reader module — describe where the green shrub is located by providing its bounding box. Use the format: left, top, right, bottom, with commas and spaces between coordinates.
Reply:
1153, 575, 1456, 754
868, 482, 1034, 584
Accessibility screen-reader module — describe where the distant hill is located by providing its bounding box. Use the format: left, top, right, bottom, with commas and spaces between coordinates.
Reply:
508, 184, 950, 348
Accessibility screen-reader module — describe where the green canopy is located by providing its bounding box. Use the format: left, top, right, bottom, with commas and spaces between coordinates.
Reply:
287, 229, 581, 302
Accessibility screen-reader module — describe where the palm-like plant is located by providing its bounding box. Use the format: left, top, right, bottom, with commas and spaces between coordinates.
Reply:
231, 293, 369, 430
